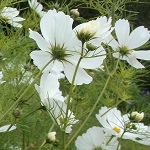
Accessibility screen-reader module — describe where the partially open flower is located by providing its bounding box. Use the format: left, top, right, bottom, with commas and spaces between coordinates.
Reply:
47, 132, 56, 142
131, 111, 144, 122
28, 0, 46, 17
76, 20, 99, 43
0, 7, 25, 28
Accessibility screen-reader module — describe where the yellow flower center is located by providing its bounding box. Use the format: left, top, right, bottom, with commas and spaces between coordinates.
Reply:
113, 127, 121, 133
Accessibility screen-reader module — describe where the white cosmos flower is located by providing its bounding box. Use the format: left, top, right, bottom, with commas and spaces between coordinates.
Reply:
35, 72, 78, 133
30, 9, 105, 85
75, 126, 120, 150
1, 7, 25, 28
107, 19, 150, 68
35, 72, 65, 105
0, 124, 16, 132
28, 0, 46, 17
74, 16, 113, 44
96, 106, 150, 142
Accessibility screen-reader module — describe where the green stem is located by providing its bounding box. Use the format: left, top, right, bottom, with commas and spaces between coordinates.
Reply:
117, 131, 125, 150
111, 0, 116, 27
62, 43, 85, 150
0, 60, 53, 122
65, 75, 111, 149
16, 68, 38, 97
65, 56, 120, 149
38, 123, 55, 150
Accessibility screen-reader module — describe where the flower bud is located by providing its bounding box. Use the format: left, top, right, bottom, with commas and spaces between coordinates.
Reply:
76, 20, 99, 43
86, 42, 98, 51
47, 132, 56, 143
24, 63, 31, 70
70, 9, 80, 17
131, 111, 144, 122
13, 109, 21, 118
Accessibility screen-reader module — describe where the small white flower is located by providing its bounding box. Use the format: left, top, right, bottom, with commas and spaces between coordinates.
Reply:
131, 111, 144, 122
1, 7, 25, 28
74, 16, 113, 43
0, 124, 16, 132
35, 72, 78, 133
35, 72, 65, 105
107, 19, 150, 68
96, 106, 129, 137
75, 126, 120, 150
76, 20, 100, 41
47, 131, 56, 142
28, 0, 46, 17
96, 106, 149, 142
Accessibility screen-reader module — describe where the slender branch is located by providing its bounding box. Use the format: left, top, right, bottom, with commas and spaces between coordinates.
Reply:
62, 42, 85, 149
65, 75, 111, 148
0, 60, 53, 122
65, 56, 120, 149
38, 123, 55, 150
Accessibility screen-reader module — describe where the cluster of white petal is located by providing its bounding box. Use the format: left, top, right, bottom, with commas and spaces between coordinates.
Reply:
28, 0, 46, 17
75, 126, 120, 150
105, 19, 150, 68
0, 7, 25, 28
35, 72, 78, 133
30, 9, 110, 85
96, 106, 150, 146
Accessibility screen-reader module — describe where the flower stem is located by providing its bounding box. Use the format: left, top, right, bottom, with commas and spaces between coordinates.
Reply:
62, 43, 85, 149
111, 0, 116, 27
117, 131, 125, 150
65, 56, 120, 149
0, 60, 53, 122
38, 123, 55, 150
65, 74, 111, 149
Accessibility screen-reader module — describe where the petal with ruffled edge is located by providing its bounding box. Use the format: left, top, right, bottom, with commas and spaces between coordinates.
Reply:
63, 62, 92, 85
135, 50, 150, 60
96, 106, 111, 129
104, 34, 120, 50
127, 26, 150, 49
7, 20, 22, 28
126, 52, 145, 68
75, 127, 105, 150
80, 47, 106, 69
40, 9, 74, 48
30, 51, 54, 72
115, 19, 130, 46
29, 29, 50, 52
1, 7, 19, 18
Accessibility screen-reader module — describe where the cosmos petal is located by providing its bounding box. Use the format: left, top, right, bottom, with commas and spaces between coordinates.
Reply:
63, 62, 92, 85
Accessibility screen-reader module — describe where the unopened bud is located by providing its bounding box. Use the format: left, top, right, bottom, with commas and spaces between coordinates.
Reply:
86, 43, 98, 51
13, 109, 20, 118
24, 63, 31, 70
47, 132, 56, 143
70, 9, 80, 17
131, 111, 144, 122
